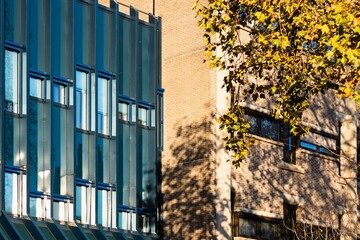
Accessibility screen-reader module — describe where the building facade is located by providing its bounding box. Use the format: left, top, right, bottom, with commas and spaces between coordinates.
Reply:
125, 1, 360, 240
0, 0, 163, 239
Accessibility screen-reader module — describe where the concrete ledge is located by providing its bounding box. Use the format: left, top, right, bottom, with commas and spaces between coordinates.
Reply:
281, 193, 303, 206
234, 237, 257, 240
279, 162, 305, 174
234, 207, 282, 219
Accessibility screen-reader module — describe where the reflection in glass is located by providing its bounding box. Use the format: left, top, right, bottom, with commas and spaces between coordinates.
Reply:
76, 71, 89, 130
53, 83, 66, 105
98, 77, 109, 134
30, 77, 43, 99
138, 107, 148, 127
5, 49, 19, 113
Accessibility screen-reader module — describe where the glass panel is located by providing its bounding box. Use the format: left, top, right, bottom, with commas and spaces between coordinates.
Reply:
138, 107, 148, 127
30, 77, 44, 99
139, 215, 150, 233
261, 119, 279, 140
76, 71, 89, 130
245, 114, 258, 135
119, 102, 129, 121
4, 173, 17, 214
76, 185, 95, 225
239, 218, 256, 238
260, 222, 278, 239
151, 109, 155, 128
53, 84, 66, 105
97, 77, 109, 135
5, 50, 19, 113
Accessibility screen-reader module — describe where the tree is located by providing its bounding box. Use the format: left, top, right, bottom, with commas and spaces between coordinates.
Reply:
194, 0, 360, 167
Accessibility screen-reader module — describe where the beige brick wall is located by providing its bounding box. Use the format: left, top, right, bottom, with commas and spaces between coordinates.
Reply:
118, 0, 218, 239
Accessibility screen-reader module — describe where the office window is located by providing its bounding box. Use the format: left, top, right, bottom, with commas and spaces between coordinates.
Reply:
30, 77, 44, 99
76, 182, 96, 226
300, 130, 338, 156
53, 83, 66, 105
5, 49, 20, 113
76, 70, 90, 130
97, 186, 116, 228
138, 107, 149, 127
98, 76, 110, 135
245, 111, 281, 141
236, 212, 281, 239
119, 102, 130, 121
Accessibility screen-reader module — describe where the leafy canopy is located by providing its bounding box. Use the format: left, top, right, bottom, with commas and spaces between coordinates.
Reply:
194, 0, 360, 167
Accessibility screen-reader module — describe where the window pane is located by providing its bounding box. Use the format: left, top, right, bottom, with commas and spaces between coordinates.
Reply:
5, 50, 19, 113
30, 77, 43, 99
98, 77, 109, 135
76, 71, 89, 130
260, 222, 278, 239
138, 107, 148, 127
261, 119, 279, 140
118, 102, 129, 121
239, 218, 256, 238
53, 84, 66, 105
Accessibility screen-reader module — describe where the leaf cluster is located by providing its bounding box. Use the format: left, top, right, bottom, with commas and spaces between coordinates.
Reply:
194, 0, 360, 166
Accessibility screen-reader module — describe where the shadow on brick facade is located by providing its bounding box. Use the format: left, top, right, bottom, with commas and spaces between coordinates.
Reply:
162, 119, 219, 239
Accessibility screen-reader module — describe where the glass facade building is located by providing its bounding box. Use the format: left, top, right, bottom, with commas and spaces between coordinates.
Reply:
0, 0, 163, 239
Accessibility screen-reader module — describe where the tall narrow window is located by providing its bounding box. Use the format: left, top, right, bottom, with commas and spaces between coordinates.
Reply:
53, 84, 65, 104
284, 204, 297, 239
5, 49, 20, 113
98, 76, 110, 135
30, 77, 44, 99
138, 107, 149, 127
76, 70, 90, 130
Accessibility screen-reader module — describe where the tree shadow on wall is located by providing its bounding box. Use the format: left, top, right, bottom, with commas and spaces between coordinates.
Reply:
162, 119, 225, 239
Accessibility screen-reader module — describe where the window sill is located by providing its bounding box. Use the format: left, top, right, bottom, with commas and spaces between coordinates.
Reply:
279, 162, 305, 174
234, 237, 257, 240
247, 134, 284, 147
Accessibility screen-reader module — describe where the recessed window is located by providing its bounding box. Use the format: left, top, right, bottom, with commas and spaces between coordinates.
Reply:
138, 107, 149, 127
30, 77, 44, 99
98, 76, 110, 135
76, 70, 90, 130
53, 83, 66, 105
118, 102, 130, 121
53, 77, 72, 106
245, 111, 281, 141
5, 49, 20, 113
236, 213, 281, 239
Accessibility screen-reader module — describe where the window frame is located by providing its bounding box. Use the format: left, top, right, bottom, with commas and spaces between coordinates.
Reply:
4, 41, 25, 115
97, 70, 113, 136
244, 109, 283, 142
53, 76, 72, 107
76, 64, 92, 132
137, 101, 155, 129
118, 95, 136, 124
235, 212, 282, 239
157, 88, 164, 150
29, 70, 48, 101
